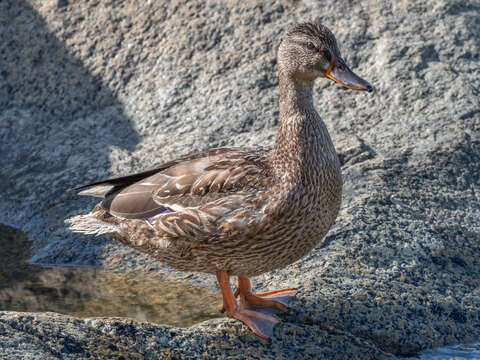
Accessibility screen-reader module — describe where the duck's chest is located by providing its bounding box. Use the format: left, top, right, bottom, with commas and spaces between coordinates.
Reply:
225, 166, 341, 276
265, 160, 342, 235
189, 161, 342, 277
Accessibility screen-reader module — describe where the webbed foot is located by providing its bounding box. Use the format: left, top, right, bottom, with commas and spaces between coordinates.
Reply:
216, 271, 297, 340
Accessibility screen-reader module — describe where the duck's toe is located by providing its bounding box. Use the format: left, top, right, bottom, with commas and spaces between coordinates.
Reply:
243, 288, 298, 315
226, 307, 280, 340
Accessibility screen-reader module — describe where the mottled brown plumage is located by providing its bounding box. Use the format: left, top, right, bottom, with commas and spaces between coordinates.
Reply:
66, 23, 373, 339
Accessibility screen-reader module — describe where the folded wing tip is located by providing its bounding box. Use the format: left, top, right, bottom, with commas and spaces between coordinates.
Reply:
75, 185, 116, 198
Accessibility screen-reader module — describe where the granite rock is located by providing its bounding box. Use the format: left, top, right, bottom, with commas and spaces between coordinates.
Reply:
0, 312, 388, 360
0, 0, 479, 358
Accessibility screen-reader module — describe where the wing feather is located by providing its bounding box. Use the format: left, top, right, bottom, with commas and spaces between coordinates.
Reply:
74, 147, 271, 224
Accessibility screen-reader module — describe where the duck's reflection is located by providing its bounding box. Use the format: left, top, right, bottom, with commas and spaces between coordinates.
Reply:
0, 223, 222, 327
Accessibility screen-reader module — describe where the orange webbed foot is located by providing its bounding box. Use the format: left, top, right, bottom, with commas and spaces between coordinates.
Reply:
216, 271, 297, 340
238, 277, 297, 316
244, 288, 298, 315
225, 307, 280, 340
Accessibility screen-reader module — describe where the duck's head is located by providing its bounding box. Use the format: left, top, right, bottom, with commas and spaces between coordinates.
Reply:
278, 23, 373, 92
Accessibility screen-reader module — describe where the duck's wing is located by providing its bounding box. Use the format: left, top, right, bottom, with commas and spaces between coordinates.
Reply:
74, 147, 239, 197
75, 147, 272, 220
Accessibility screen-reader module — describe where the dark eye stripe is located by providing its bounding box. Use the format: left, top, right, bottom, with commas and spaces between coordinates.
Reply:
323, 50, 332, 62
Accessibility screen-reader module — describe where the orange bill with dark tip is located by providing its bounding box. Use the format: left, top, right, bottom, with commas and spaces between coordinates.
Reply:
325, 56, 373, 92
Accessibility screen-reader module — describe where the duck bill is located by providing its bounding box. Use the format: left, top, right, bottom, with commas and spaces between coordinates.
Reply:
325, 57, 373, 92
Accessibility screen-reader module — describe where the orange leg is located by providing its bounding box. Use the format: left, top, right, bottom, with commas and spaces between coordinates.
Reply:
216, 270, 281, 340
219, 286, 240, 313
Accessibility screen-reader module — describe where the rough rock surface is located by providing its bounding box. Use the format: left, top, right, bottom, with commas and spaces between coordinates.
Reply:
0, 0, 479, 358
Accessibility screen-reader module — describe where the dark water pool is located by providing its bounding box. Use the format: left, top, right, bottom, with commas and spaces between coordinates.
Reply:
0, 223, 222, 327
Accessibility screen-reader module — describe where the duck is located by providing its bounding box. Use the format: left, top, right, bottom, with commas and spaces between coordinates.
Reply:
66, 22, 373, 340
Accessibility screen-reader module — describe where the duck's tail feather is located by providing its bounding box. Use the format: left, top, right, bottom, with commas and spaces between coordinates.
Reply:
77, 185, 116, 198
65, 214, 120, 235
65, 211, 171, 250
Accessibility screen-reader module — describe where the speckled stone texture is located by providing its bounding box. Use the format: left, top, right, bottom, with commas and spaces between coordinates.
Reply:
0, 312, 388, 360
0, 0, 479, 358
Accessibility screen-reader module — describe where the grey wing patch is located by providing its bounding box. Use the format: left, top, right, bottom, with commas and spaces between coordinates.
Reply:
102, 182, 168, 219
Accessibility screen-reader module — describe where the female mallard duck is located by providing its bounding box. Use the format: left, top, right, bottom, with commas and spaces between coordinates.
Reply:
67, 22, 373, 339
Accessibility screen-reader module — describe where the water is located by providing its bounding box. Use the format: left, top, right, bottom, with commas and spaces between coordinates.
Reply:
417, 343, 480, 360
0, 223, 222, 327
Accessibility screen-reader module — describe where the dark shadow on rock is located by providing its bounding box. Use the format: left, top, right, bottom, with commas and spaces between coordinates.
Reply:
418, 44, 440, 70
0, 1, 139, 264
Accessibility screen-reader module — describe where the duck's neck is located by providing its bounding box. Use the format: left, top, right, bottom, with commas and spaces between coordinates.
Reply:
271, 72, 339, 179
278, 73, 314, 117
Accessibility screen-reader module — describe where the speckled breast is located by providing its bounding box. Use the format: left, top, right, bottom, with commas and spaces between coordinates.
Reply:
182, 169, 343, 277
241, 184, 342, 276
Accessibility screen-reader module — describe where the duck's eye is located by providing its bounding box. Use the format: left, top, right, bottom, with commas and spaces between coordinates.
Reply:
306, 42, 315, 50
